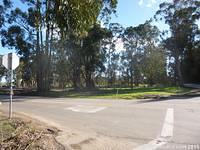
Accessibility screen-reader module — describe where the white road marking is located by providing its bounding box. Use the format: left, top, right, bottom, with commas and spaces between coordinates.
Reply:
161, 108, 174, 138
134, 108, 174, 150
27, 100, 65, 104
66, 105, 106, 113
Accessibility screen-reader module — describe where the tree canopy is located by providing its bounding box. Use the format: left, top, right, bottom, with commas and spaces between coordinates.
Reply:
0, 0, 199, 90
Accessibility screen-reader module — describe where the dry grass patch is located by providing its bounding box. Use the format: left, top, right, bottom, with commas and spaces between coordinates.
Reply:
0, 113, 64, 150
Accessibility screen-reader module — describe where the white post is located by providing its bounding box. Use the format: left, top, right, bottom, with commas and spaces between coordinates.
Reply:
8, 52, 13, 119
9, 69, 13, 119
116, 88, 119, 100
2, 52, 19, 119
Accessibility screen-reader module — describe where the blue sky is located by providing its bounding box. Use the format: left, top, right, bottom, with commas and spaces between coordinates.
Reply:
1, 0, 169, 54
110, 0, 169, 51
111, 0, 168, 28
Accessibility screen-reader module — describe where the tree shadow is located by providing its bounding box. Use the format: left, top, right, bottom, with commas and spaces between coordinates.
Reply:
137, 90, 200, 103
0, 94, 55, 103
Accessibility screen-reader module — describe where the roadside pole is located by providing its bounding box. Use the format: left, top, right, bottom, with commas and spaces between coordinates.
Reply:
116, 88, 119, 100
9, 69, 13, 119
2, 52, 19, 119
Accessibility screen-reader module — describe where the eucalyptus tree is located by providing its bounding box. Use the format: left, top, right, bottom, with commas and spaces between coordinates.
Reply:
0, 0, 12, 80
138, 21, 167, 86
56, 33, 83, 90
105, 23, 123, 87
142, 46, 167, 86
81, 24, 112, 89
54, 0, 118, 90
0, 0, 12, 28
120, 51, 130, 87
0, 67, 5, 80
122, 25, 144, 88
0, 3, 36, 87
155, 0, 200, 85
1, 0, 118, 91
122, 20, 165, 87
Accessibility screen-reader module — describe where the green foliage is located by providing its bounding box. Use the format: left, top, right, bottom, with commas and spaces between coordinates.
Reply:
54, 0, 117, 36
0, 0, 118, 91
121, 21, 165, 88
104, 23, 123, 87
142, 46, 167, 85
156, 0, 200, 85
0, 0, 12, 28
81, 24, 112, 89
0, 0, 199, 92
0, 66, 6, 79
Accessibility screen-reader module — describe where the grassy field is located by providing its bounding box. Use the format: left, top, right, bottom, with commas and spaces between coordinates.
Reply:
34, 86, 191, 99
0, 86, 192, 99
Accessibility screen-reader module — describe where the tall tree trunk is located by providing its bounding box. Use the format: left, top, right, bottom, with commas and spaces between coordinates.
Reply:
44, 0, 50, 91
174, 50, 183, 86
85, 71, 95, 90
176, 58, 183, 86
35, 0, 49, 92
134, 67, 139, 87
36, 30, 42, 91
73, 67, 81, 90
130, 69, 133, 89
47, 24, 54, 90
36, 0, 42, 92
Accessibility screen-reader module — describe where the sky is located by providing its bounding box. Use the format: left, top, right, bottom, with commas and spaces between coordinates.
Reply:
111, 0, 168, 28
0, 0, 170, 54
110, 0, 170, 51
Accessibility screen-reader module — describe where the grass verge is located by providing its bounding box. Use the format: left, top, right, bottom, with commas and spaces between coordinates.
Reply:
0, 86, 192, 100
0, 113, 64, 150
24, 86, 192, 100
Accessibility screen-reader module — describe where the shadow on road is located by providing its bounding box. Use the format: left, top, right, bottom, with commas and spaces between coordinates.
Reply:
137, 90, 200, 104
0, 95, 55, 103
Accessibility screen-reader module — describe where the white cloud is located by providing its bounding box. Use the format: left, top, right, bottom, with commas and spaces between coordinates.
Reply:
146, 3, 152, 7
138, 0, 158, 8
147, 0, 157, 7
151, 0, 156, 4
138, 0, 144, 6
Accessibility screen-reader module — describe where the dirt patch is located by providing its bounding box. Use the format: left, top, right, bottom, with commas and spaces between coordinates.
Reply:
0, 113, 65, 150
70, 138, 95, 150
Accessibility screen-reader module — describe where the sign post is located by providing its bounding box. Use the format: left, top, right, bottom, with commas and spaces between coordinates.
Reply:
10, 69, 13, 119
2, 53, 19, 119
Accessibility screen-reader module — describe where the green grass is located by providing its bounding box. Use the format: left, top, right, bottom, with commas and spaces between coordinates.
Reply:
0, 116, 16, 141
0, 86, 192, 100
35, 86, 191, 100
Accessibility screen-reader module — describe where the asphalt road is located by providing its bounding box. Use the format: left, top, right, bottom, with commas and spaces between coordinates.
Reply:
1, 95, 200, 150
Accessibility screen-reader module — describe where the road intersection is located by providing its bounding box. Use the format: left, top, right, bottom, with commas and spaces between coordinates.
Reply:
1, 96, 200, 149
